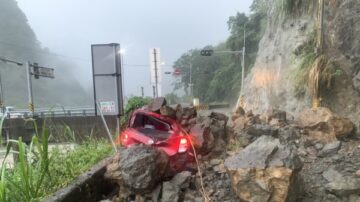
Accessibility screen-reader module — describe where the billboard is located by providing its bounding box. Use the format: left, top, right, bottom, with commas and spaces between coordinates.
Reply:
91, 43, 124, 116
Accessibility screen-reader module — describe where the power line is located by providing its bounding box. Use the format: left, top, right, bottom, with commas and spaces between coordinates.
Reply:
0, 40, 176, 68
0, 40, 89, 62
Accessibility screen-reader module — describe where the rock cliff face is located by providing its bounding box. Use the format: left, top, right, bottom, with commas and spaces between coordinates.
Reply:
243, 0, 360, 123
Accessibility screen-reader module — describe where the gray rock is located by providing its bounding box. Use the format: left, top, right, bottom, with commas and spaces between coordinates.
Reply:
247, 124, 278, 137
315, 143, 324, 150
189, 123, 215, 154
278, 126, 298, 144
151, 184, 162, 202
322, 167, 360, 197
318, 141, 341, 157
322, 168, 343, 182
210, 159, 222, 166
225, 136, 302, 170
146, 97, 167, 112
325, 178, 360, 197
162, 181, 180, 202
119, 145, 169, 193
170, 171, 192, 189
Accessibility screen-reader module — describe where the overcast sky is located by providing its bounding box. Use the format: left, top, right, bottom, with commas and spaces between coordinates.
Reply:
16, 0, 252, 98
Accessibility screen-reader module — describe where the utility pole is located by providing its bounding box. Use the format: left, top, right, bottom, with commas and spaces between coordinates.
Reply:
141, 86, 144, 97
189, 63, 193, 98
26, 62, 34, 115
152, 85, 156, 98
153, 48, 159, 97
241, 25, 246, 95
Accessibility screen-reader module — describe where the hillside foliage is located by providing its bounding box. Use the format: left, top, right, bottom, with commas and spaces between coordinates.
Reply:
172, 1, 267, 104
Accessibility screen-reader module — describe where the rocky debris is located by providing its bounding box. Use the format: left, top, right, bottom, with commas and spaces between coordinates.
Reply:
119, 145, 169, 194
318, 141, 341, 157
170, 171, 192, 189
189, 123, 215, 154
160, 105, 176, 119
162, 181, 180, 202
146, 97, 167, 112
224, 136, 303, 202
262, 108, 287, 126
247, 124, 278, 137
298, 107, 354, 143
104, 152, 123, 184
323, 168, 360, 197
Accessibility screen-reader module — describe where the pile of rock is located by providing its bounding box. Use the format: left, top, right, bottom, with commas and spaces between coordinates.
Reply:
105, 99, 359, 202
104, 98, 230, 201
226, 106, 358, 202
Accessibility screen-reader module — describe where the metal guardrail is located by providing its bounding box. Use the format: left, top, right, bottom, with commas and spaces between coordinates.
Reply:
0, 107, 96, 119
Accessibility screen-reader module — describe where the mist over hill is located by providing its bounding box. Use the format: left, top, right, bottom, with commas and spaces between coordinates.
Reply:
0, 0, 91, 108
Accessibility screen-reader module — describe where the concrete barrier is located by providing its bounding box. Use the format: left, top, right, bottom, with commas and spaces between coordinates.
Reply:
44, 157, 117, 202
2, 116, 119, 143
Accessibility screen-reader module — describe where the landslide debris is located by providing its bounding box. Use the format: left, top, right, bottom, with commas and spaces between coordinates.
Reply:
104, 98, 359, 202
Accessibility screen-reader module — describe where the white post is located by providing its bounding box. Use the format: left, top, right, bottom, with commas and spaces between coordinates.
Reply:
26, 62, 34, 115
96, 102, 117, 152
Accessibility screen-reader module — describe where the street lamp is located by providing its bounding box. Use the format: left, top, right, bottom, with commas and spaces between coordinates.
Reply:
119, 49, 125, 97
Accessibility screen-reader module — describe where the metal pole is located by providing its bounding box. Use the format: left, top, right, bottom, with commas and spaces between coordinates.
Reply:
141, 86, 144, 97
153, 49, 159, 97
153, 85, 156, 98
0, 72, 4, 113
190, 63, 193, 98
241, 25, 246, 94
26, 62, 34, 115
96, 102, 117, 152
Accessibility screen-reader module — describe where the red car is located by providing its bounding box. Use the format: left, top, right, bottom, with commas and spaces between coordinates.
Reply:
116, 109, 195, 171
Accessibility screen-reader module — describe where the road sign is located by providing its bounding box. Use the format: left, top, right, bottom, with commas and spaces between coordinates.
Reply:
99, 101, 116, 113
91, 43, 124, 116
174, 68, 181, 76
31, 64, 54, 79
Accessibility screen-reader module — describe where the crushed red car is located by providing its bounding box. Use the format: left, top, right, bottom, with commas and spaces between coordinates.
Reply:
116, 109, 195, 171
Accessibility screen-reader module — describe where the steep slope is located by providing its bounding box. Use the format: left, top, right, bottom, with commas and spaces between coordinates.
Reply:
0, 0, 91, 108
242, 0, 360, 123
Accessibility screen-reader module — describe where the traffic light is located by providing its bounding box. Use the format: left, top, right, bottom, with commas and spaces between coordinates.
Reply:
200, 49, 214, 56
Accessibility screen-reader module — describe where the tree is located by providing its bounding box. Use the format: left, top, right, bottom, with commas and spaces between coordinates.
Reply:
172, 1, 267, 104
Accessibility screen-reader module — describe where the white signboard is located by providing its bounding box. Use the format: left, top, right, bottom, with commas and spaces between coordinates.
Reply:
91, 43, 124, 116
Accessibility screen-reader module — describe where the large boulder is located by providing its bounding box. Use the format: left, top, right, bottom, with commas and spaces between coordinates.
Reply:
298, 107, 354, 143
323, 168, 360, 197
160, 105, 177, 119
147, 97, 167, 112
119, 145, 169, 193
189, 123, 215, 154
224, 136, 303, 202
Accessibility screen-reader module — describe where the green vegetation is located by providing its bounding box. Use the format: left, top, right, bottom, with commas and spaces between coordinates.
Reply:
173, 1, 267, 104
121, 96, 150, 128
282, 0, 315, 16
0, 118, 113, 201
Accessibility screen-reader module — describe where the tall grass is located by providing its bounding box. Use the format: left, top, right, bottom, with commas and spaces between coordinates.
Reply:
0, 117, 113, 202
